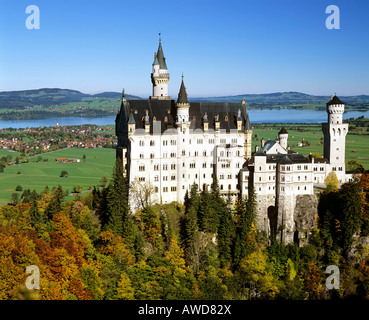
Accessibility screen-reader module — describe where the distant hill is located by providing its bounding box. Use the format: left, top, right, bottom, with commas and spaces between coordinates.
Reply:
0, 89, 368, 118
0, 88, 142, 109
190, 91, 369, 110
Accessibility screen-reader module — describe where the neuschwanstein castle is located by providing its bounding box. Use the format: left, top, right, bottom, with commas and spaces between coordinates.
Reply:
115, 37, 352, 243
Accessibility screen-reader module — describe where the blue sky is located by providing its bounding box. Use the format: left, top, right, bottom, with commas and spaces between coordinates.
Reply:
0, 0, 368, 97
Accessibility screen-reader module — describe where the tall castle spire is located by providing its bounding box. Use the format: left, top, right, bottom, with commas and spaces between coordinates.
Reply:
150, 34, 170, 100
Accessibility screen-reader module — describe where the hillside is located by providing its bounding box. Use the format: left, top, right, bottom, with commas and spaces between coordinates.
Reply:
0, 88, 142, 120
0, 88, 141, 109
0, 89, 368, 120
190, 92, 369, 110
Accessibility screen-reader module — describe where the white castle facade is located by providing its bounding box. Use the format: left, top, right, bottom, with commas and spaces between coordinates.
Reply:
115, 38, 352, 243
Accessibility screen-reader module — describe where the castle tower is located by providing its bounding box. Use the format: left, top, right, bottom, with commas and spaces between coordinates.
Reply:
150, 35, 171, 100
322, 95, 348, 181
115, 89, 130, 177
242, 98, 252, 160
175, 75, 190, 201
278, 127, 288, 150
176, 74, 190, 130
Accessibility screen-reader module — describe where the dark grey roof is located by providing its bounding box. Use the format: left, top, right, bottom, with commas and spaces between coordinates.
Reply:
260, 139, 276, 153
128, 111, 135, 124
156, 40, 167, 70
115, 99, 129, 136
177, 78, 188, 104
327, 95, 344, 106
278, 127, 288, 134
152, 53, 159, 66
120, 99, 251, 134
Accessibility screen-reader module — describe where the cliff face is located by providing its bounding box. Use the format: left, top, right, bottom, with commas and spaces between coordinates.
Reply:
294, 194, 319, 246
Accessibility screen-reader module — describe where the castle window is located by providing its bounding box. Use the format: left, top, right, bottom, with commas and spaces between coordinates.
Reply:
139, 165, 145, 172
259, 177, 262, 181
202, 163, 207, 168
154, 164, 159, 171
203, 151, 207, 156
163, 140, 168, 146
150, 140, 155, 146
139, 153, 144, 159
171, 164, 176, 170
190, 163, 196, 169
228, 174, 232, 179
150, 153, 154, 159
182, 150, 185, 156
139, 177, 145, 182
220, 185, 224, 190
171, 186, 177, 192
220, 151, 224, 157
171, 175, 176, 180
154, 187, 158, 193
139, 140, 145, 147
170, 152, 176, 158
304, 165, 308, 170
228, 184, 231, 190
163, 176, 168, 181
163, 187, 168, 192
154, 176, 159, 182
170, 140, 176, 145
220, 174, 224, 180
297, 165, 301, 170
236, 163, 240, 168
320, 167, 324, 171
163, 164, 168, 170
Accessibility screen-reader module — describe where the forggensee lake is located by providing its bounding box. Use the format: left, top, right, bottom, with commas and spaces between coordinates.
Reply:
0, 109, 369, 129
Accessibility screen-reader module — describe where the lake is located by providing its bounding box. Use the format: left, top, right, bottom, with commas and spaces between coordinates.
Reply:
0, 109, 369, 129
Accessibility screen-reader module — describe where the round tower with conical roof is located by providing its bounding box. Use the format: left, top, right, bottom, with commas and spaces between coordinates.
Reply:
322, 94, 348, 182
278, 127, 288, 150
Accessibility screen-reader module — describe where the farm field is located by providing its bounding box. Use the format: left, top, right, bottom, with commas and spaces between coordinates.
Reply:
0, 147, 115, 205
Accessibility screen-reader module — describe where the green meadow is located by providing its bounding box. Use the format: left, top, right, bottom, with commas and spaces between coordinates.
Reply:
0, 148, 115, 205
252, 126, 369, 169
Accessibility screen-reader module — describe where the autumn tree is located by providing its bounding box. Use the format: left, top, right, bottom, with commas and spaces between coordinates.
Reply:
325, 171, 339, 192
44, 185, 63, 220
233, 187, 257, 265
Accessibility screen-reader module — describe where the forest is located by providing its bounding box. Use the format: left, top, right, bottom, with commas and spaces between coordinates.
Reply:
1, 157, 369, 300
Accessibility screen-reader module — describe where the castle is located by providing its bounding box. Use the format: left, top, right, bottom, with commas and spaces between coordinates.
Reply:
115, 37, 352, 244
